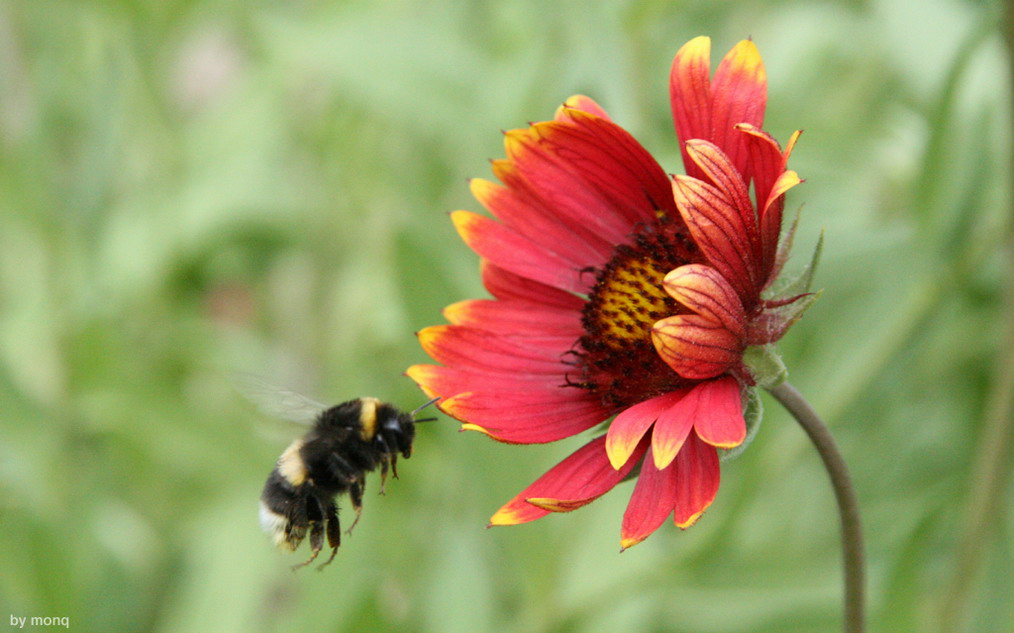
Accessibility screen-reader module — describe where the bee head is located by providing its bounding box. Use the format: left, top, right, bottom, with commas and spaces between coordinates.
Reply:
377, 407, 416, 458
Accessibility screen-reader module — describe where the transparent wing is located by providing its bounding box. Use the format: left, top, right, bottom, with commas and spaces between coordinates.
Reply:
232, 373, 326, 425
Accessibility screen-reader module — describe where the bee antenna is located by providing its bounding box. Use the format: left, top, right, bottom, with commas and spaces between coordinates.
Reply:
413, 416, 438, 424
410, 396, 441, 417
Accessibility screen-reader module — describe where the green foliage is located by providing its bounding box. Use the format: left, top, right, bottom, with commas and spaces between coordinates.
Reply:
0, 0, 1010, 632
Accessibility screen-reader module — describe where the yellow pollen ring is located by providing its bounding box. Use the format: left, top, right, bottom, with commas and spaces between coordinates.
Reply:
359, 397, 380, 441
587, 253, 674, 346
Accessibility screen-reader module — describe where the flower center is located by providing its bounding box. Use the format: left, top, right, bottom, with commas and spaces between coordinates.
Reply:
571, 217, 701, 410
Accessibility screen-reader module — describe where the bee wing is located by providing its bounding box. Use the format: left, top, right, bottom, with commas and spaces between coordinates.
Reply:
232, 373, 326, 425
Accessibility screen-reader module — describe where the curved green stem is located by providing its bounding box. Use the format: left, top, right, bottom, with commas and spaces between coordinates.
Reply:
768, 381, 865, 633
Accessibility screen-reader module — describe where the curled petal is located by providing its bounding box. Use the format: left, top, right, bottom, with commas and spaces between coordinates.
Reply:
605, 390, 689, 470
652, 314, 744, 380
620, 445, 679, 549
765, 170, 802, 215
684, 140, 754, 238
490, 436, 646, 526
735, 124, 801, 210
673, 433, 721, 528
663, 264, 745, 335
736, 124, 804, 283
684, 141, 758, 266
672, 175, 756, 302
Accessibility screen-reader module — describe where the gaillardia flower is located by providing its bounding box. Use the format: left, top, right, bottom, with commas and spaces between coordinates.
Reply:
409, 37, 811, 548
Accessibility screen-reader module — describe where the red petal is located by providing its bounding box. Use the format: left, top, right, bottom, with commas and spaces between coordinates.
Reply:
471, 177, 612, 266
672, 175, 757, 302
604, 390, 689, 470
406, 364, 564, 400
670, 36, 713, 181
710, 40, 766, 178
442, 299, 583, 337
451, 210, 587, 293
650, 396, 697, 470
758, 170, 801, 285
690, 377, 746, 448
662, 264, 745, 336
620, 445, 679, 549
555, 94, 612, 121
538, 109, 678, 223
500, 127, 636, 248
480, 261, 585, 311
442, 390, 607, 444
652, 314, 743, 380
490, 436, 646, 526
672, 433, 720, 528
683, 140, 759, 264
417, 324, 570, 375
736, 124, 783, 216
736, 125, 787, 279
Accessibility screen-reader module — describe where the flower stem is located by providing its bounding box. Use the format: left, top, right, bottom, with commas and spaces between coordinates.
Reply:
768, 381, 865, 633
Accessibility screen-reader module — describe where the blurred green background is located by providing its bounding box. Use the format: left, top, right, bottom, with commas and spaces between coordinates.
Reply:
1, 0, 1011, 632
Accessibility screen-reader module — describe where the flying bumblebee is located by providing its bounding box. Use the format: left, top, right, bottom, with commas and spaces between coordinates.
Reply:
238, 376, 438, 570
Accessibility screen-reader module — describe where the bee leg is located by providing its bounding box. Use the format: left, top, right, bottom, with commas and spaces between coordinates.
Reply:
378, 457, 389, 495
291, 520, 324, 571
317, 504, 341, 570
346, 479, 364, 534
389, 452, 399, 480
291, 495, 326, 571
375, 434, 391, 494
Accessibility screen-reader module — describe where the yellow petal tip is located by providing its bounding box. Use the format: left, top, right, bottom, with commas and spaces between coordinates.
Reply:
488, 508, 521, 526
619, 536, 644, 550
652, 449, 677, 471
458, 422, 490, 435
727, 39, 765, 79
604, 441, 631, 471
678, 36, 711, 58
675, 511, 705, 529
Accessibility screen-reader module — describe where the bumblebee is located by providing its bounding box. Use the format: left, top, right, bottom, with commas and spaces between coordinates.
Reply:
240, 377, 437, 570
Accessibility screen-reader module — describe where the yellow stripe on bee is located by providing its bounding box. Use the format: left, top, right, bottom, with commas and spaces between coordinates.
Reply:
278, 439, 308, 486
358, 397, 380, 441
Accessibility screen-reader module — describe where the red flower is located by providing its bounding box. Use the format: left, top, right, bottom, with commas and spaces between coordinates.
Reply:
408, 37, 804, 548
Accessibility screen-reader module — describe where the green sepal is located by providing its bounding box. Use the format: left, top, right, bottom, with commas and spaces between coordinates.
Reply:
743, 343, 787, 389
720, 386, 762, 463
768, 229, 824, 299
